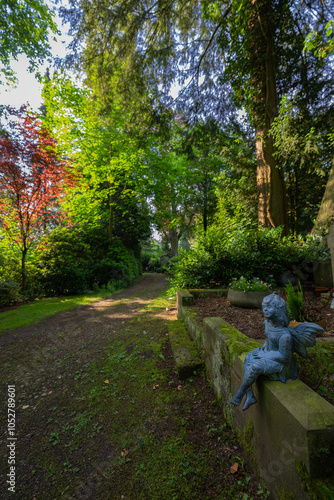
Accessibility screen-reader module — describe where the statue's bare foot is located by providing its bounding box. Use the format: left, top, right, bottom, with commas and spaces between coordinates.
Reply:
242, 393, 257, 411
230, 393, 244, 406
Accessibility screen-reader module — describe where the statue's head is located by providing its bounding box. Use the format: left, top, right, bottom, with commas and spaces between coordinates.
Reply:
262, 292, 289, 327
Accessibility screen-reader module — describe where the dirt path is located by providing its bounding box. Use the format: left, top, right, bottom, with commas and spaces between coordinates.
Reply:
0, 274, 265, 499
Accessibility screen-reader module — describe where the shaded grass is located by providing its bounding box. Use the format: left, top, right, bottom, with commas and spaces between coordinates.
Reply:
0, 289, 123, 334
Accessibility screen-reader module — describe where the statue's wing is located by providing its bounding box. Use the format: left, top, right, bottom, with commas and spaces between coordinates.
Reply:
289, 322, 323, 358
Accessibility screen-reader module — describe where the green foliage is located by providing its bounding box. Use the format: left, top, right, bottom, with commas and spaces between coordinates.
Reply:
297, 460, 334, 500
0, 280, 21, 307
0, 236, 21, 305
270, 95, 333, 234
141, 239, 175, 273
229, 276, 272, 292
146, 126, 200, 254
36, 224, 142, 296
169, 224, 326, 290
305, 20, 334, 58
0, 0, 58, 86
42, 74, 152, 247
284, 281, 303, 322
59, 0, 334, 240
296, 343, 334, 405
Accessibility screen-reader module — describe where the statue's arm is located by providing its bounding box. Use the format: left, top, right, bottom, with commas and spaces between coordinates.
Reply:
263, 333, 292, 364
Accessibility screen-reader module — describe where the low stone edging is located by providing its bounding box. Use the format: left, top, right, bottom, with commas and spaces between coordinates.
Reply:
177, 289, 334, 500
168, 320, 204, 379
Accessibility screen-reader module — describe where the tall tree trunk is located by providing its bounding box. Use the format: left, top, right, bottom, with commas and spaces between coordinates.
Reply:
256, 126, 287, 231
108, 192, 114, 240
251, 0, 288, 234
314, 161, 334, 231
170, 228, 179, 257
21, 247, 27, 292
170, 199, 179, 256
203, 178, 208, 234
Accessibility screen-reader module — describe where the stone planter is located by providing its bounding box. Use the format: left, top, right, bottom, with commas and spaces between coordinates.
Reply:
227, 289, 271, 309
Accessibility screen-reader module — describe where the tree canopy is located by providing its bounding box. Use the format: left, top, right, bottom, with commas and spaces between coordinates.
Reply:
0, 0, 58, 86
60, 0, 334, 232
1, 0, 334, 301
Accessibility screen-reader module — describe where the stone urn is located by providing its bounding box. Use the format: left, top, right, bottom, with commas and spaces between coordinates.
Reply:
227, 289, 271, 309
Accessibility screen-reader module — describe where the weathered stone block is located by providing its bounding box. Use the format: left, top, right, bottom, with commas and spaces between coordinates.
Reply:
168, 320, 203, 379
177, 289, 194, 306
178, 305, 203, 345
203, 317, 260, 411
177, 290, 194, 319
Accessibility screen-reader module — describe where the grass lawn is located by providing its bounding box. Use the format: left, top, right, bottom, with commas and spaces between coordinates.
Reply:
0, 289, 123, 334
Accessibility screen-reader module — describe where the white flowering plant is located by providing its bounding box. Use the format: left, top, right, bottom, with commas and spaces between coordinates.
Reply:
229, 276, 272, 292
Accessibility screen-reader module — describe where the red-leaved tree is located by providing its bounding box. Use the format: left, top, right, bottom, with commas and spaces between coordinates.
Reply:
0, 106, 76, 290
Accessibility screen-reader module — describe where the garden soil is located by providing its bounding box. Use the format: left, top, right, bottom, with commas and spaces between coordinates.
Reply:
0, 274, 268, 500
191, 292, 334, 340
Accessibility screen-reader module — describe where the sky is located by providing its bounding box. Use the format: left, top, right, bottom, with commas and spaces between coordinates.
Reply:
0, 2, 71, 111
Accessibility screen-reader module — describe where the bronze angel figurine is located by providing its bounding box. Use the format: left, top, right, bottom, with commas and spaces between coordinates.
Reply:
230, 292, 323, 411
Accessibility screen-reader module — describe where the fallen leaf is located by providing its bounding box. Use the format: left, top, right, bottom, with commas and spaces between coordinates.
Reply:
22, 405, 29, 409
104, 380, 109, 384
230, 463, 239, 474
177, 385, 182, 391
153, 385, 159, 390
121, 449, 129, 457
48, 391, 52, 395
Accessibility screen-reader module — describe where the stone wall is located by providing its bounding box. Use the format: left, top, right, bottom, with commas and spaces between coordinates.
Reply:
177, 289, 334, 499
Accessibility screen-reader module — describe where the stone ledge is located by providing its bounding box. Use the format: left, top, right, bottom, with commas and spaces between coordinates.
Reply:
168, 320, 204, 379
211, 316, 334, 490
177, 289, 194, 305
177, 289, 334, 499
176, 289, 227, 335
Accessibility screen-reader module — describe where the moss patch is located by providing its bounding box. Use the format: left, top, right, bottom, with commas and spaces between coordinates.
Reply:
168, 320, 204, 378
221, 325, 261, 363
296, 461, 334, 500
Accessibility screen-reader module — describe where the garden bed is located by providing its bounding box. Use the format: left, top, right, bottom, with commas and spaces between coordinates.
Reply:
190, 291, 334, 338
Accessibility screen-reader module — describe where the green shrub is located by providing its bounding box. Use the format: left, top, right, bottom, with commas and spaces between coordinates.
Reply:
141, 240, 172, 273
169, 225, 327, 290
0, 245, 22, 305
285, 281, 303, 321
36, 224, 142, 296
0, 280, 21, 306
296, 344, 334, 405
